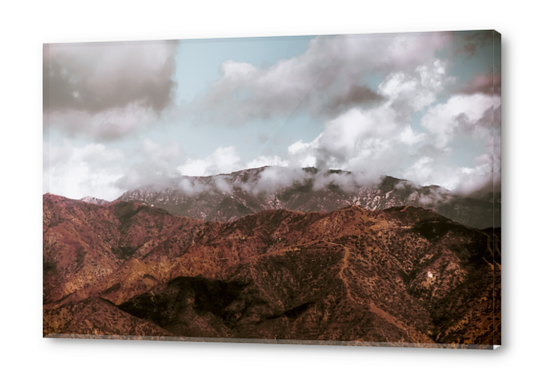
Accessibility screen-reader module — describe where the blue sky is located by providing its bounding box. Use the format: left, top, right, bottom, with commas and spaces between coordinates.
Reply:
43, 31, 501, 200
175, 35, 314, 103
163, 35, 323, 162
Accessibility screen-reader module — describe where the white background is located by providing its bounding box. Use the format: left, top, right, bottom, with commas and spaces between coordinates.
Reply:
1, 0, 540, 378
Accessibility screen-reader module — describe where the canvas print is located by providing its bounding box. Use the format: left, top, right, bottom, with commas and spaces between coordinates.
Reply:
43, 30, 501, 349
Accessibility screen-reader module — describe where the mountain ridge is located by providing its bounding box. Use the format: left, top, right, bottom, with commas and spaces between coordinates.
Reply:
116, 166, 500, 229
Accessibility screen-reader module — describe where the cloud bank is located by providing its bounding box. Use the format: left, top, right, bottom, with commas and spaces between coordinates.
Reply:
43, 32, 501, 201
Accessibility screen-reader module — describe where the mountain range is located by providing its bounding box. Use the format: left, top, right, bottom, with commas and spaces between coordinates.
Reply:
116, 167, 500, 229
43, 192, 500, 348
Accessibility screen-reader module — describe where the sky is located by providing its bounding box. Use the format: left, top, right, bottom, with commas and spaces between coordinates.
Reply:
43, 31, 501, 201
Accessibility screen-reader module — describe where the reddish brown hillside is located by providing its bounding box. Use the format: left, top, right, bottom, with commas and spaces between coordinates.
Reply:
43, 195, 500, 348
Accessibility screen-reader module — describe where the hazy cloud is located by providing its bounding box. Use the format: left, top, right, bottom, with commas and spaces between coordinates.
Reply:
116, 138, 184, 190
213, 166, 383, 197
456, 71, 501, 96
323, 84, 384, 115
196, 33, 452, 125
178, 177, 210, 196
44, 41, 177, 113
45, 102, 159, 141
454, 30, 496, 57
312, 170, 381, 192
213, 175, 234, 194
237, 166, 310, 195
44, 41, 178, 140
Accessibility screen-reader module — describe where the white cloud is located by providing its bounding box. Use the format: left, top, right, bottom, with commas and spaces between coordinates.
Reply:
378, 59, 452, 114
403, 154, 496, 194
284, 104, 424, 180
395, 91, 501, 194
288, 139, 319, 168
221, 60, 258, 79
198, 33, 452, 125
404, 156, 436, 186
273, 55, 447, 182
422, 93, 499, 148
241, 166, 309, 195
177, 146, 241, 176
400, 125, 426, 146
44, 142, 125, 200
247, 155, 289, 169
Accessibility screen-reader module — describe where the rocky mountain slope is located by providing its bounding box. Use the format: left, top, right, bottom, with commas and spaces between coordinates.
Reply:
117, 167, 500, 229
43, 194, 501, 348
80, 196, 111, 206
